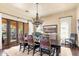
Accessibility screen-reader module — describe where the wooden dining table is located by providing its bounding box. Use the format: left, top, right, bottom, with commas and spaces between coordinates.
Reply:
23, 35, 61, 56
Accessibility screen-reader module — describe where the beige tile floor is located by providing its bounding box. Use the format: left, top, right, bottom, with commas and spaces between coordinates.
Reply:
1, 45, 78, 56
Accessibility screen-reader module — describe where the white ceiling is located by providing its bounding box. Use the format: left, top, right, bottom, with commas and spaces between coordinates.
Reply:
0, 3, 78, 19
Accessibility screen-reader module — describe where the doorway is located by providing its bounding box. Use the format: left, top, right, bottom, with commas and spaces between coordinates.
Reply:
2, 18, 18, 49
2, 18, 8, 49
9, 20, 18, 47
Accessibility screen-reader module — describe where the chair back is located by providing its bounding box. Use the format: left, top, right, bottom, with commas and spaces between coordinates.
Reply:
33, 32, 42, 41
18, 33, 24, 43
49, 33, 57, 45
27, 35, 34, 45
70, 33, 77, 43
40, 35, 51, 49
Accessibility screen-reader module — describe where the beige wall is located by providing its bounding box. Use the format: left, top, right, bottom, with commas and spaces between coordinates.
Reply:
0, 13, 2, 49
42, 9, 77, 44
2, 13, 28, 23
76, 6, 79, 47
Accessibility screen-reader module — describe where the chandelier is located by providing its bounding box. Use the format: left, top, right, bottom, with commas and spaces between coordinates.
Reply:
33, 3, 43, 27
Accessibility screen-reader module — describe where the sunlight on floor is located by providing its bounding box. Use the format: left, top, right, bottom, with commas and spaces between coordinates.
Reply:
61, 47, 72, 56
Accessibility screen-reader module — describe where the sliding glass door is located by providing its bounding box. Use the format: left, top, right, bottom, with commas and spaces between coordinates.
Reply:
2, 18, 8, 49
2, 18, 28, 49
2, 19, 18, 48
10, 21, 17, 43
18, 22, 23, 38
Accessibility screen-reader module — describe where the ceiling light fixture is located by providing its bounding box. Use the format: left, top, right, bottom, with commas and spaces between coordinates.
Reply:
33, 3, 43, 27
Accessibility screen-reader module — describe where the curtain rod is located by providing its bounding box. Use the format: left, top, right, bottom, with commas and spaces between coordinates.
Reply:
0, 12, 27, 20
59, 16, 72, 19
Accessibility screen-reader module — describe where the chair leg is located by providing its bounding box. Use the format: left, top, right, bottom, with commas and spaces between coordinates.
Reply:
70, 43, 72, 48
19, 43, 21, 51
28, 45, 30, 54
49, 50, 51, 56
52, 48, 55, 56
23, 43, 25, 53
40, 48, 42, 56
33, 46, 35, 56
56, 47, 60, 56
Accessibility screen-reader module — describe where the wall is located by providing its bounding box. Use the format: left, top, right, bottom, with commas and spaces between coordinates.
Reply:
2, 13, 28, 23
42, 9, 77, 44
76, 6, 79, 47
0, 13, 2, 49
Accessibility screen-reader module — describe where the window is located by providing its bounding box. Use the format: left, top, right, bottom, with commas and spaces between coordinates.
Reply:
60, 17, 71, 43
36, 25, 43, 33
29, 21, 34, 35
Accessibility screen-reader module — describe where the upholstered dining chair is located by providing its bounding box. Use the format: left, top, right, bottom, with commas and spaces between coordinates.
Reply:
18, 33, 28, 52
49, 33, 57, 45
49, 33, 60, 56
65, 33, 77, 48
33, 32, 42, 41
23, 33, 28, 52
27, 35, 40, 56
40, 35, 52, 56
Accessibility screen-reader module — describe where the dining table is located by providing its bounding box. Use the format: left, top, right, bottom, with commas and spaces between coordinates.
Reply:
23, 35, 61, 56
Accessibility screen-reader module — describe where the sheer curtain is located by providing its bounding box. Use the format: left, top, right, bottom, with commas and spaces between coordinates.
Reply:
36, 25, 43, 33
60, 17, 71, 44
29, 21, 34, 35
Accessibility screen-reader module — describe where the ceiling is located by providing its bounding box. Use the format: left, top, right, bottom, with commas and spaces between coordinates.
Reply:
0, 3, 78, 19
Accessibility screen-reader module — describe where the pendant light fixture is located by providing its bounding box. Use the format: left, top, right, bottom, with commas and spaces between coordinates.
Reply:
33, 3, 43, 27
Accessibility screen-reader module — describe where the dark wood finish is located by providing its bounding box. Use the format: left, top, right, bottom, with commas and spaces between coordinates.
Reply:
16, 21, 18, 43
7, 19, 10, 48
23, 23, 24, 35
2, 18, 8, 49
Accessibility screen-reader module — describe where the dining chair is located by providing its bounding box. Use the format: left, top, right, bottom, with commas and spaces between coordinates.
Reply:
27, 35, 40, 56
33, 32, 42, 41
40, 35, 52, 56
65, 33, 77, 48
23, 33, 28, 52
18, 33, 28, 52
49, 33, 60, 56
